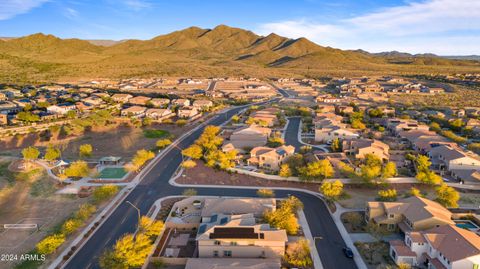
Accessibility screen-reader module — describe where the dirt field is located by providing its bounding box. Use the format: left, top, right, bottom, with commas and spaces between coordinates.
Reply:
0, 122, 190, 161
0, 159, 90, 269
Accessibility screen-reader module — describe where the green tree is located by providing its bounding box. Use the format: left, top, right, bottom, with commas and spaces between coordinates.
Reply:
264, 206, 299, 235
176, 119, 187, 126
156, 139, 172, 149
22, 146, 40, 166
36, 234, 65, 255
44, 146, 61, 162
338, 161, 357, 179
195, 125, 223, 152
344, 212, 363, 231
61, 219, 82, 235
105, 233, 154, 268
266, 137, 284, 147
409, 187, 422, 197
468, 143, 480, 154
435, 184, 459, 208
368, 108, 384, 118
17, 111, 40, 122
279, 164, 292, 177
138, 216, 164, 238
430, 122, 441, 132
416, 155, 432, 171
284, 239, 312, 267
75, 204, 97, 221
231, 115, 240, 123
416, 170, 442, 185
65, 161, 90, 178
284, 154, 305, 175
93, 185, 119, 203
320, 180, 344, 201
381, 162, 397, 179
79, 144, 93, 158
331, 137, 342, 152
66, 110, 76, 119
129, 149, 155, 170
181, 144, 203, 159
181, 160, 197, 169
299, 159, 334, 181
377, 189, 397, 201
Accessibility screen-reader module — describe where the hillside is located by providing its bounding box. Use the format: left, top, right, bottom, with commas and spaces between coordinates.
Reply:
0, 25, 479, 82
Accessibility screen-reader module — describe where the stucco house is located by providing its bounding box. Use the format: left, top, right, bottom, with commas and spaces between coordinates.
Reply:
366, 196, 454, 232
145, 108, 173, 121
228, 125, 272, 149
342, 139, 390, 161
314, 118, 359, 143
128, 96, 152, 106
111, 93, 133, 103
120, 106, 146, 118
389, 225, 480, 269
172, 98, 191, 107
177, 106, 199, 119
429, 145, 480, 172
247, 145, 295, 171
196, 213, 287, 259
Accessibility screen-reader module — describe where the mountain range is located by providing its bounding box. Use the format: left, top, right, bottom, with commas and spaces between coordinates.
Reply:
1, 25, 479, 83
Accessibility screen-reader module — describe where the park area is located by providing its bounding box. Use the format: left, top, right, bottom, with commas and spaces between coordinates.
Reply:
0, 157, 90, 269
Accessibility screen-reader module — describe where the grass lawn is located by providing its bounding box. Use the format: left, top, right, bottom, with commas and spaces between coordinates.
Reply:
99, 167, 128, 179
143, 129, 171, 139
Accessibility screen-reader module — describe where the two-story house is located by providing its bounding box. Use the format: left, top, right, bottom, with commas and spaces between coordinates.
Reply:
247, 145, 295, 171
196, 213, 287, 259
342, 139, 390, 161
390, 224, 480, 269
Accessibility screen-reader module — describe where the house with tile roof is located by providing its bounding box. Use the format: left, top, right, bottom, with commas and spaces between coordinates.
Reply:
342, 139, 390, 161
428, 145, 480, 173
228, 125, 272, 150
389, 224, 480, 269
247, 145, 295, 172
366, 196, 454, 232
196, 213, 287, 259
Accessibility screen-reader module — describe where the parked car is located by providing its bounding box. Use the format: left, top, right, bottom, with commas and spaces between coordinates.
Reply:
343, 247, 354, 258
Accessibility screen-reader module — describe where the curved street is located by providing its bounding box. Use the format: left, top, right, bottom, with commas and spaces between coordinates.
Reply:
62, 104, 358, 269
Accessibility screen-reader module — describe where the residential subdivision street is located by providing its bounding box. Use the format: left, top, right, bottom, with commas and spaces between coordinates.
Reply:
63, 100, 357, 269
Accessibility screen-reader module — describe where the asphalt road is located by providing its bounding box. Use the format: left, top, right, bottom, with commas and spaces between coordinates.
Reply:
284, 116, 304, 152
64, 105, 357, 269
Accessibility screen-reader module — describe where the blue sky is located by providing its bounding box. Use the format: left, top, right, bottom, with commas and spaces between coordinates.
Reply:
0, 0, 479, 55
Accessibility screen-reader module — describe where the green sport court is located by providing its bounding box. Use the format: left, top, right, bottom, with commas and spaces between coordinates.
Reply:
98, 167, 128, 179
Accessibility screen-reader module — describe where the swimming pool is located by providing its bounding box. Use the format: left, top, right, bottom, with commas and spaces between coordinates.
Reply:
455, 220, 479, 230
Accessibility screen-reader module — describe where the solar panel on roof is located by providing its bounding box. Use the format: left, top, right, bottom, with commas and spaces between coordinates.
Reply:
220, 217, 228, 225
198, 224, 206, 234
209, 227, 259, 239
210, 214, 218, 223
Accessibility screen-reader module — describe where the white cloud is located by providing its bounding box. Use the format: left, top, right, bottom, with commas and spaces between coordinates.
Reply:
64, 7, 79, 19
255, 0, 480, 55
123, 0, 151, 11
348, 0, 480, 36
0, 0, 49, 20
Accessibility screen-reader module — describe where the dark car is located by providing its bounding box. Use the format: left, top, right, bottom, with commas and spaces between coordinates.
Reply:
343, 247, 354, 258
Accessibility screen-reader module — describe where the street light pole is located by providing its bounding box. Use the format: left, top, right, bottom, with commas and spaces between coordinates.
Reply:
126, 201, 141, 223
